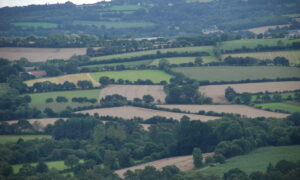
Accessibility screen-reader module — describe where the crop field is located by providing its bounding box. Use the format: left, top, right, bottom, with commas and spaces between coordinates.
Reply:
5, 118, 67, 128
76, 106, 220, 121
25, 73, 100, 87
150, 56, 218, 66
73, 20, 154, 28
223, 50, 300, 64
220, 38, 300, 51
26, 89, 100, 104
115, 153, 213, 178
100, 85, 166, 103
81, 59, 153, 69
0, 47, 87, 62
90, 70, 172, 83
173, 66, 300, 82
199, 81, 300, 103
13, 160, 68, 173
91, 46, 214, 61
246, 24, 290, 34
255, 103, 300, 113
0, 135, 51, 144
198, 145, 300, 177
158, 105, 288, 118
12, 22, 58, 29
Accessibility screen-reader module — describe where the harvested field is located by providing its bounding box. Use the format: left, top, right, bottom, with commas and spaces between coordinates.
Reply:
0, 47, 86, 62
115, 153, 213, 178
246, 24, 290, 34
199, 81, 300, 103
5, 118, 67, 127
25, 73, 100, 87
100, 85, 166, 103
158, 105, 288, 118
76, 106, 220, 121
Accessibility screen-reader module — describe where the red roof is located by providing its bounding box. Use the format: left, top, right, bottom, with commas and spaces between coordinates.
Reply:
29, 70, 47, 77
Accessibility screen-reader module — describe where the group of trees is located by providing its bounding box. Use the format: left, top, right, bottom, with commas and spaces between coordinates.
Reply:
224, 56, 290, 66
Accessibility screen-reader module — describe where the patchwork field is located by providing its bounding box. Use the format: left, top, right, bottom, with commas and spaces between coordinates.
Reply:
246, 24, 290, 34
12, 22, 58, 29
223, 50, 300, 65
115, 153, 214, 178
199, 145, 300, 177
0, 47, 87, 62
199, 81, 300, 103
150, 56, 218, 66
25, 73, 99, 87
91, 46, 214, 61
173, 66, 300, 82
220, 38, 300, 51
73, 20, 154, 28
100, 85, 166, 103
255, 103, 300, 113
158, 105, 288, 118
0, 135, 51, 144
76, 106, 220, 121
90, 70, 172, 83
26, 89, 101, 104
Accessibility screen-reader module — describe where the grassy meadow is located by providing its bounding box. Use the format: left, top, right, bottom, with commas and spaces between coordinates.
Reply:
13, 161, 68, 173
0, 83, 11, 95
91, 46, 214, 61
150, 56, 218, 66
172, 66, 300, 82
109, 5, 142, 11
0, 135, 51, 144
90, 70, 172, 83
223, 50, 300, 65
81, 59, 153, 69
198, 145, 300, 177
12, 22, 58, 29
255, 103, 300, 113
73, 21, 154, 28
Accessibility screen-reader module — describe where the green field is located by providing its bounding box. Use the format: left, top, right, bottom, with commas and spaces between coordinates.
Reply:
0, 83, 11, 95
0, 135, 51, 144
90, 70, 172, 83
12, 22, 58, 29
223, 50, 300, 65
172, 66, 300, 82
109, 5, 142, 11
284, 14, 300, 18
91, 46, 214, 61
220, 38, 300, 51
255, 103, 300, 113
26, 89, 101, 104
250, 92, 297, 103
81, 59, 153, 69
187, 0, 214, 2
73, 20, 154, 28
13, 160, 68, 173
150, 56, 218, 66
198, 145, 300, 177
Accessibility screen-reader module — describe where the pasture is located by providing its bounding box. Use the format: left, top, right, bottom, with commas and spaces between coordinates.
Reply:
199, 145, 300, 177
91, 46, 214, 61
25, 73, 100, 87
0, 47, 87, 62
12, 22, 58, 29
173, 66, 300, 82
255, 103, 300, 113
0, 135, 51, 144
73, 20, 154, 28
0, 83, 11, 95
100, 85, 166, 103
199, 81, 300, 103
223, 50, 300, 65
158, 105, 288, 118
76, 106, 220, 121
109, 5, 142, 11
220, 38, 300, 51
26, 89, 100, 104
115, 153, 213, 178
81, 59, 152, 69
12, 160, 68, 173
90, 70, 172, 83
150, 56, 218, 66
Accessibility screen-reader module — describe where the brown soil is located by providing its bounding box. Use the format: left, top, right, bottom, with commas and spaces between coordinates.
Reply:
115, 153, 214, 178
0, 47, 87, 62
199, 81, 300, 103
76, 106, 220, 121
247, 24, 290, 34
158, 105, 288, 118
100, 85, 166, 103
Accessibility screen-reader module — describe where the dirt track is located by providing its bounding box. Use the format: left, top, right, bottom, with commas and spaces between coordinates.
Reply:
158, 105, 288, 118
76, 106, 220, 121
115, 153, 213, 178
0, 47, 87, 62
199, 81, 300, 103
99, 85, 166, 103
